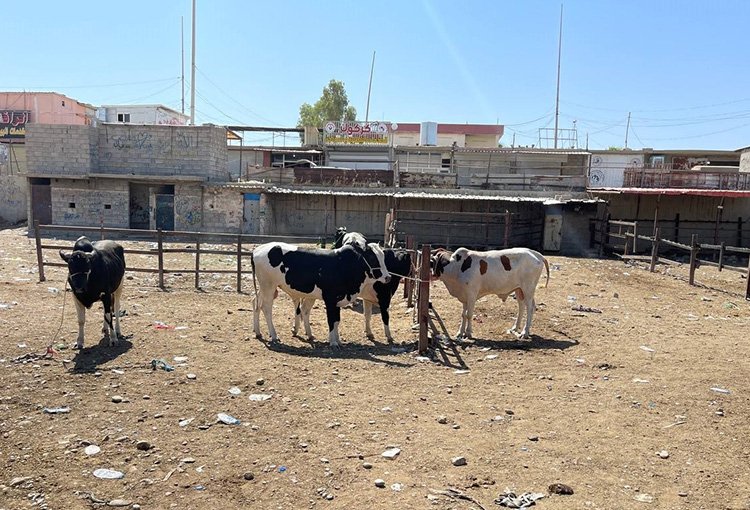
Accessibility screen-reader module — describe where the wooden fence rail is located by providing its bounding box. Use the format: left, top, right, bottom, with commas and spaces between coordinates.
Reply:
596, 218, 750, 300
34, 222, 324, 292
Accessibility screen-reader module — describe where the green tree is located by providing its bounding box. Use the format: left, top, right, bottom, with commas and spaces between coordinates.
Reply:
297, 79, 357, 128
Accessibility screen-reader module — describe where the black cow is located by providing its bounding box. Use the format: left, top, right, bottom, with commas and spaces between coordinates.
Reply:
59, 236, 126, 349
294, 232, 412, 342
251, 241, 390, 347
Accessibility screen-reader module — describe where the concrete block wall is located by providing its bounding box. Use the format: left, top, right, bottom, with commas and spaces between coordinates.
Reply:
0, 174, 26, 224
174, 183, 203, 231
50, 179, 129, 228
201, 187, 242, 233
26, 125, 98, 175
98, 124, 229, 181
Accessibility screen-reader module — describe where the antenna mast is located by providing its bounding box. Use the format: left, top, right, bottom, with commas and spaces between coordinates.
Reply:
190, 0, 196, 125
553, 4, 563, 149
181, 16, 185, 115
365, 51, 376, 122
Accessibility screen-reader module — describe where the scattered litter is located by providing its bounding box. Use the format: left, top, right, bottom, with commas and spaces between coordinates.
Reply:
228, 387, 242, 395
657, 450, 669, 459
17, 343, 27, 348
217, 413, 241, 425
632, 378, 650, 384
548, 483, 574, 495
701, 296, 713, 302
390, 483, 403, 491
415, 356, 431, 362
249, 393, 272, 401
150, 359, 174, 372
277, 466, 287, 473
92, 468, 124, 480
453, 369, 470, 375
595, 363, 614, 370
0, 301, 18, 310
574, 358, 585, 364
47, 287, 59, 294
495, 491, 545, 508
724, 302, 739, 310
173, 356, 189, 363
566, 295, 577, 302
43, 407, 70, 414
571, 304, 602, 313
485, 354, 499, 360
179, 418, 195, 427
633, 493, 654, 503
639, 345, 656, 353
112, 369, 124, 375
710, 387, 731, 394
85, 445, 101, 456
194, 485, 205, 491
381, 447, 401, 459
175, 326, 189, 330
153, 321, 174, 330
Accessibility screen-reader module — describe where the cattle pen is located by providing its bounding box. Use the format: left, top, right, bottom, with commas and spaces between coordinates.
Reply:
33, 222, 322, 292
597, 218, 750, 299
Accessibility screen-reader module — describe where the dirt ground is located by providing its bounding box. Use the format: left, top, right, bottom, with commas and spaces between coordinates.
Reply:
1, 225, 750, 510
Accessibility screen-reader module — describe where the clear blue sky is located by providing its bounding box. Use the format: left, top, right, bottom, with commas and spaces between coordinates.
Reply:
4, 1, 750, 150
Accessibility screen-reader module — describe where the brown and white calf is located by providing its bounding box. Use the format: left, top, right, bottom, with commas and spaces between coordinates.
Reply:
431, 247, 549, 339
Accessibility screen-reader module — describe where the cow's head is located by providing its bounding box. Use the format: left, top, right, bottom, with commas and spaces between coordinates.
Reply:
59, 249, 94, 294
333, 226, 348, 248
430, 248, 452, 279
362, 242, 391, 283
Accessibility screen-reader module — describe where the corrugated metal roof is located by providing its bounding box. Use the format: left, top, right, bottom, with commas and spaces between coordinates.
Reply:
589, 187, 750, 197
262, 186, 598, 204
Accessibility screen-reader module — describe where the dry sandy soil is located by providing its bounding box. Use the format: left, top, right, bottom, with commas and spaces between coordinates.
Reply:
1, 225, 750, 510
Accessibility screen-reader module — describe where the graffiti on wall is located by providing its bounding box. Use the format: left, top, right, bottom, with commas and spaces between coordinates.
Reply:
175, 195, 202, 227
107, 128, 200, 159
112, 131, 153, 151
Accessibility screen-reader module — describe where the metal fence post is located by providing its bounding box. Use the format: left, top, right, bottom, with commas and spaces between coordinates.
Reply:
649, 227, 660, 272
688, 234, 698, 286
34, 220, 46, 283
418, 244, 431, 354
157, 228, 164, 290
195, 240, 201, 289
237, 235, 242, 293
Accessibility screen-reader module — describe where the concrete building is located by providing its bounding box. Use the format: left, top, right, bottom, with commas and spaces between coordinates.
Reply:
26, 123, 229, 231
1, 92, 98, 224
98, 104, 189, 125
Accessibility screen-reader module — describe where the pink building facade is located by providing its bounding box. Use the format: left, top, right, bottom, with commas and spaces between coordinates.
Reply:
1, 92, 94, 141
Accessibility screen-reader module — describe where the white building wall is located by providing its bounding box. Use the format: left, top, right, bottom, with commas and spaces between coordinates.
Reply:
589, 152, 644, 187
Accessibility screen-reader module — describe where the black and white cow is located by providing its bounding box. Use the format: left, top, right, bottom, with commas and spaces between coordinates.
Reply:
431, 247, 549, 339
59, 236, 126, 349
251, 241, 391, 347
293, 231, 412, 342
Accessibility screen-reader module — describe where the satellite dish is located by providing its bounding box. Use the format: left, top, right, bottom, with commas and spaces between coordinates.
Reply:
589, 169, 605, 186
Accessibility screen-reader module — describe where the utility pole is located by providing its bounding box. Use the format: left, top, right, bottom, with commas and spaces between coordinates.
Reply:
553, 4, 563, 149
181, 16, 185, 115
190, 0, 196, 125
625, 112, 631, 149
365, 51, 376, 122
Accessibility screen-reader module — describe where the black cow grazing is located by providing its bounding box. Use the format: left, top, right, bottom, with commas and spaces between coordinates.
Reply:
59, 236, 126, 349
251, 241, 390, 347
295, 231, 412, 342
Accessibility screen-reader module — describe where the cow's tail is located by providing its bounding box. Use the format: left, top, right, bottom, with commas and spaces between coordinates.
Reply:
250, 252, 258, 304
542, 256, 550, 288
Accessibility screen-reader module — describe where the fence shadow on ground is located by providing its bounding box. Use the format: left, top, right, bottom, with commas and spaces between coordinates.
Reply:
466, 335, 579, 352
68, 336, 133, 373
257, 337, 415, 368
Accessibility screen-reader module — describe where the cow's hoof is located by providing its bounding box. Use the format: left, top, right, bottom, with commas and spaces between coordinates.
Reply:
365, 333, 375, 341
74, 343, 83, 350
306, 335, 316, 342
255, 332, 263, 340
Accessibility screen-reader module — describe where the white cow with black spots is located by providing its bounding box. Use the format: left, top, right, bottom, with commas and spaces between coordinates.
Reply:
430, 247, 549, 339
